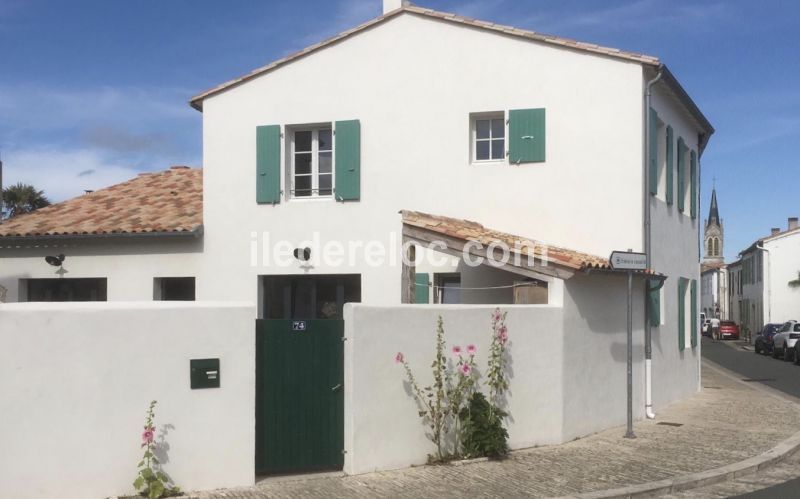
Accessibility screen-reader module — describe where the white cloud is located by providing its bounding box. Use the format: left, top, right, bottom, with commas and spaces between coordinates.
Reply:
1, 147, 192, 203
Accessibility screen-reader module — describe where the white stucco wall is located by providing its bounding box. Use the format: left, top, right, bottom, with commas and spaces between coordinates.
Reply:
343, 303, 564, 475
0, 301, 255, 499
343, 272, 654, 474
200, 12, 645, 308
764, 231, 800, 323
0, 237, 203, 302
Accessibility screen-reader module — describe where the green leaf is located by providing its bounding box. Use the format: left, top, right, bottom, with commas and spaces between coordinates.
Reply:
141, 468, 155, 480
149, 480, 165, 499
156, 471, 168, 482
133, 477, 145, 490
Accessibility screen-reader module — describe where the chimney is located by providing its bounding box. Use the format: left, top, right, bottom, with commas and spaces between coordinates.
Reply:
383, 0, 409, 14
771, 227, 781, 236
790, 217, 799, 231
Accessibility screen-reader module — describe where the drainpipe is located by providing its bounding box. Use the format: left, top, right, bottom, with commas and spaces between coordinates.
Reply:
644, 67, 663, 420
757, 246, 771, 325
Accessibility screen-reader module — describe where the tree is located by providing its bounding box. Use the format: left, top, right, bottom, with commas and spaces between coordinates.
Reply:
1, 182, 51, 218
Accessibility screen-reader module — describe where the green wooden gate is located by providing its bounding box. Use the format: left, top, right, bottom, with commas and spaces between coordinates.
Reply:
255, 319, 344, 475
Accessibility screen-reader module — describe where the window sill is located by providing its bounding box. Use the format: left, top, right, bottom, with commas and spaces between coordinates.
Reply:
470, 159, 507, 166
288, 196, 335, 203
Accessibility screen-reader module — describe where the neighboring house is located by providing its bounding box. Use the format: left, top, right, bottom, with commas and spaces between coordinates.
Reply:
0, 0, 714, 478
727, 258, 743, 326
701, 263, 727, 320
0, 167, 202, 302
736, 218, 800, 335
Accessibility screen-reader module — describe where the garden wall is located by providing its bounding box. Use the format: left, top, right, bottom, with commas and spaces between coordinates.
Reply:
343, 304, 565, 475
0, 301, 255, 499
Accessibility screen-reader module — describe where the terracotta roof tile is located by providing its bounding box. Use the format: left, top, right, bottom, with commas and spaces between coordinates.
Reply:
0, 167, 202, 238
401, 210, 610, 272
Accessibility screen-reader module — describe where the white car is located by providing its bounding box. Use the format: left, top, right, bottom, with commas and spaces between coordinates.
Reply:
771, 320, 800, 361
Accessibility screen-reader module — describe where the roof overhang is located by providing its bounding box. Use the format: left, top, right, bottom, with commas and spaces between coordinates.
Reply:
654, 65, 715, 155
0, 226, 203, 248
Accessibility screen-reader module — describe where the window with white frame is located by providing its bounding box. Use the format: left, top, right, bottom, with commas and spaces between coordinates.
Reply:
291, 127, 333, 198
472, 114, 505, 162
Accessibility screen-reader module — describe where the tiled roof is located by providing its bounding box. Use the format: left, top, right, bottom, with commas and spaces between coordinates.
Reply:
189, 5, 660, 111
401, 210, 611, 272
0, 167, 202, 239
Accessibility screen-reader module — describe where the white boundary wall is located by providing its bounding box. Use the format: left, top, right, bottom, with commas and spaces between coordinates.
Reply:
0, 301, 255, 499
343, 304, 564, 475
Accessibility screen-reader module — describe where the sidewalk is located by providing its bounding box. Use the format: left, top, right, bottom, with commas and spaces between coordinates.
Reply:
195, 361, 800, 498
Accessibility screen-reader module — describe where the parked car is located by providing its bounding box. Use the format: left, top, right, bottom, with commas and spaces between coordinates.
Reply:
772, 320, 800, 361
754, 323, 784, 355
719, 321, 739, 340
701, 313, 709, 336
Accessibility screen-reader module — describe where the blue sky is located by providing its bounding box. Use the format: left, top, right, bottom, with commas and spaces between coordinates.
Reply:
1, 0, 798, 260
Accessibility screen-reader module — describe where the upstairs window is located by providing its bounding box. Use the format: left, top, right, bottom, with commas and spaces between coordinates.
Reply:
472, 114, 505, 162
291, 127, 333, 198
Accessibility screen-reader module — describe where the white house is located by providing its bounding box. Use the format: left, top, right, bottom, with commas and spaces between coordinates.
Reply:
0, 0, 714, 492
734, 218, 800, 336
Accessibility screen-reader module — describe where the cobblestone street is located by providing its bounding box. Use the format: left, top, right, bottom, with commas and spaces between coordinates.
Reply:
193, 361, 800, 498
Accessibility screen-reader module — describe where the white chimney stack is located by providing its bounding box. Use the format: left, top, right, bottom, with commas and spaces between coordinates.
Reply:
789, 217, 799, 231
383, 0, 409, 15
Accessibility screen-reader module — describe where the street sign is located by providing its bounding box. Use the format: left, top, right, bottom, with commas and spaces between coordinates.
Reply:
609, 251, 647, 271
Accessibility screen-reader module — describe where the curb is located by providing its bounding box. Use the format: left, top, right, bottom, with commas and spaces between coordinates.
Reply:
553, 361, 800, 499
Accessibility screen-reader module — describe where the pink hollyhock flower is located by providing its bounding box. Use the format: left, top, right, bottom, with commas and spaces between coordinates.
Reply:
460, 363, 472, 376
141, 427, 155, 447
394, 352, 404, 364
466, 344, 477, 355
498, 328, 509, 345
492, 309, 502, 322
452, 345, 462, 357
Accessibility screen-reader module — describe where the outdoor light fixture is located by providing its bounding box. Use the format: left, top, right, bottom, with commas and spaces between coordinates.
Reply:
45, 254, 65, 267
293, 247, 311, 261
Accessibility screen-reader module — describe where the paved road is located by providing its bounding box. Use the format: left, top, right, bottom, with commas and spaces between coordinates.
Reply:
699, 337, 800, 498
702, 336, 800, 399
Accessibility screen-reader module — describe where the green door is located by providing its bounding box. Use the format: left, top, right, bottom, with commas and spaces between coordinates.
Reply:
255, 319, 344, 475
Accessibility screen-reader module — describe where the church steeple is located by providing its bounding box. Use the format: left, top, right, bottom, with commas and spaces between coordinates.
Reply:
703, 186, 724, 264
708, 187, 720, 227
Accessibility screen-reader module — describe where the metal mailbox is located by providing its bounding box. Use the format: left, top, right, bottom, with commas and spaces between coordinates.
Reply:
190, 358, 220, 389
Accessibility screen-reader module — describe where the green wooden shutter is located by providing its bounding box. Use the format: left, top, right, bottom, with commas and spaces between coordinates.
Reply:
678, 277, 687, 351
690, 150, 698, 219
256, 125, 281, 204
648, 279, 661, 327
415, 273, 430, 304
648, 108, 658, 195
677, 137, 686, 212
508, 108, 545, 164
691, 279, 698, 348
334, 120, 361, 201
666, 126, 674, 205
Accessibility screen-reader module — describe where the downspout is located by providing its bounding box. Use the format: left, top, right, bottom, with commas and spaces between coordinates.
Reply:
757, 246, 771, 324
644, 67, 663, 420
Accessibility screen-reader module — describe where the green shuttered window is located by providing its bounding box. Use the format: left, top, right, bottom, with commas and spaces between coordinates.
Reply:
415, 273, 430, 304
666, 126, 674, 205
648, 279, 660, 327
690, 150, 698, 219
677, 137, 686, 212
678, 277, 687, 352
648, 108, 658, 195
508, 108, 545, 164
256, 125, 282, 204
691, 279, 698, 348
334, 120, 361, 201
